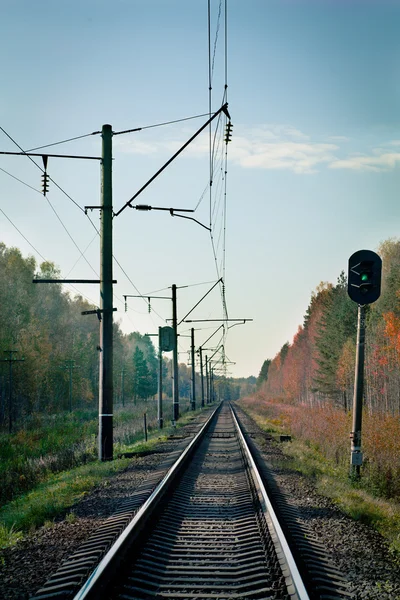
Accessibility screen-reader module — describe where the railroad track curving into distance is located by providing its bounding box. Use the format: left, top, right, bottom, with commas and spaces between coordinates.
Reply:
32, 402, 352, 600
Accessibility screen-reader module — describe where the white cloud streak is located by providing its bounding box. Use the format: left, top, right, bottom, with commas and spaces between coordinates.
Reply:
115, 124, 400, 174
329, 152, 400, 172
230, 138, 337, 174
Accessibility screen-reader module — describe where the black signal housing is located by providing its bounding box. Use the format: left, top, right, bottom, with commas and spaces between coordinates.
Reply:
348, 249, 382, 305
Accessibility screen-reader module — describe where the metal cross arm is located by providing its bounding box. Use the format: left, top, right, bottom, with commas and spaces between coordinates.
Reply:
0, 151, 102, 161
178, 279, 223, 326
33, 279, 117, 284
114, 102, 230, 217
123, 293, 171, 314
81, 308, 117, 321
126, 205, 211, 232
132, 205, 194, 212
184, 319, 253, 323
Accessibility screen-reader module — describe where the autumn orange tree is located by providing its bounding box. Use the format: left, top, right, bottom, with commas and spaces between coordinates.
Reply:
258, 238, 400, 416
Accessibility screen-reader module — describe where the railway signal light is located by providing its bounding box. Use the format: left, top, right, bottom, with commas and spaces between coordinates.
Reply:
224, 121, 233, 144
41, 172, 49, 196
160, 326, 175, 352
348, 249, 382, 305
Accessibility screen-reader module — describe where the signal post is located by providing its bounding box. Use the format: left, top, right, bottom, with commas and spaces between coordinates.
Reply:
347, 249, 382, 478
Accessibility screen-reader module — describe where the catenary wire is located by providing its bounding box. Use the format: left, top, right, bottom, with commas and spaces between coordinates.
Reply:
0, 133, 100, 279
113, 112, 212, 136
0, 166, 42, 194
25, 131, 101, 152
0, 129, 147, 328
0, 208, 101, 308
0, 125, 85, 213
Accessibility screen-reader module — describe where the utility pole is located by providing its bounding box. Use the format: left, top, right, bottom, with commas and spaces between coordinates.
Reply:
205, 354, 209, 405
172, 284, 179, 421
190, 328, 196, 411
0, 350, 24, 433
6, 127, 115, 457
60, 360, 77, 412
120, 367, 125, 407
199, 347, 205, 408
99, 124, 114, 461
158, 327, 163, 429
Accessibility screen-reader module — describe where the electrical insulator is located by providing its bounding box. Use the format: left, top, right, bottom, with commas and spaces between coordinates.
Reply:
148, 297, 151, 313
41, 172, 49, 196
224, 122, 233, 144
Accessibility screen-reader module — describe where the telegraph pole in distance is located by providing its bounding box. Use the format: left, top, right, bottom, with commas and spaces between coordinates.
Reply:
120, 366, 125, 407
172, 284, 179, 421
99, 124, 114, 461
60, 360, 78, 412
0, 350, 24, 433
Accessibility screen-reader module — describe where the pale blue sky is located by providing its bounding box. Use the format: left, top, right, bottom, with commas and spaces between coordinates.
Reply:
1, 0, 400, 377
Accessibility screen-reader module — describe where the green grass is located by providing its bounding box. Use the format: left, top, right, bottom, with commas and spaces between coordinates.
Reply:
0, 401, 165, 506
241, 405, 400, 559
0, 404, 207, 550
0, 523, 23, 548
0, 457, 131, 539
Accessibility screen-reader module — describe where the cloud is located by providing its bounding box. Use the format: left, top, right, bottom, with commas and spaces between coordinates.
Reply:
329, 152, 400, 172
114, 124, 400, 175
230, 138, 337, 174
210, 125, 337, 174
327, 135, 350, 142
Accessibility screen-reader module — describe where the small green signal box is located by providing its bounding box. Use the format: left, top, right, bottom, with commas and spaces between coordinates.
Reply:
160, 326, 175, 352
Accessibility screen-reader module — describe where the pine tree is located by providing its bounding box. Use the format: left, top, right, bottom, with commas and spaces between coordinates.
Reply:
257, 359, 271, 388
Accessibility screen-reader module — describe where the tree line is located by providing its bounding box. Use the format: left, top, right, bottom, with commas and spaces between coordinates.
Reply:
0, 243, 199, 430
257, 238, 400, 415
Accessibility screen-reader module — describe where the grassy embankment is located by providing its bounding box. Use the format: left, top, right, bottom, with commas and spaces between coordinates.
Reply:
239, 394, 400, 559
0, 401, 204, 548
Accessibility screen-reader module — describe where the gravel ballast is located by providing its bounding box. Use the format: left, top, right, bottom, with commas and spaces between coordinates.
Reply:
236, 405, 400, 600
1, 405, 399, 600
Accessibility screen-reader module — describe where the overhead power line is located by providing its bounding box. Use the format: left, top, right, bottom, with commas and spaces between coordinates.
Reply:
26, 131, 101, 152
113, 112, 212, 136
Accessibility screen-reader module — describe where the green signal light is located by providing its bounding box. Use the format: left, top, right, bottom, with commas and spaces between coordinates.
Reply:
361, 273, 370, 282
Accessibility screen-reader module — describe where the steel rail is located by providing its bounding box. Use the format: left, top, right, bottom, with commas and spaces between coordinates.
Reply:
231, 405, 310, 600
72, 404, 220, 600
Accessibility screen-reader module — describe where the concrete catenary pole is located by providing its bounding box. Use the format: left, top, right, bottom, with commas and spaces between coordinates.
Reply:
99, 124, 113, 461
172, 284, 179, 421
191, 328, 196, 411
205, 354, 209, 405
158, 327, 163, 429
199, 347, 205, 408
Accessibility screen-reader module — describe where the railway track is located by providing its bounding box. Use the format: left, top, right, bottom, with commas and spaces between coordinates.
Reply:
32, 403, 352, 600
